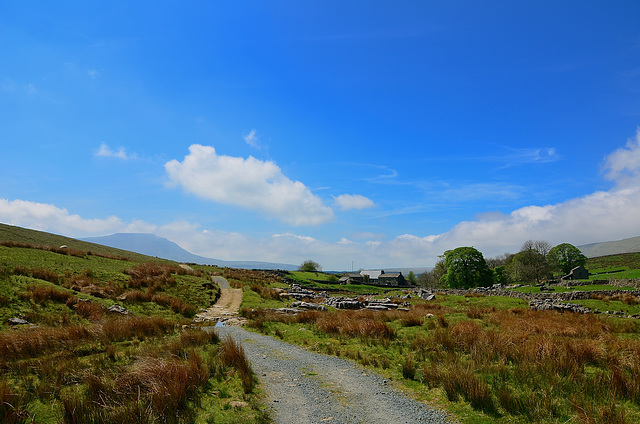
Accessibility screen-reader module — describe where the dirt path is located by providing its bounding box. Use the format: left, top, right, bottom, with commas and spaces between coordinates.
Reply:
193, 276, 244, 325
197, 275, 454, 422
216, 326, 455, 424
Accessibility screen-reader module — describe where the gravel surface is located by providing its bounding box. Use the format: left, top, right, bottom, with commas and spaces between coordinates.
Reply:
216, 325, 456, 424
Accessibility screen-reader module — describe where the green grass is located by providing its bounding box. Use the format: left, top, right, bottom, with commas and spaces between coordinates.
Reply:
288, 270, 339, 283
510, 284, 636, 294
246, 293, 640, 424
586, 252, 640, 274
0, 226, 270, 423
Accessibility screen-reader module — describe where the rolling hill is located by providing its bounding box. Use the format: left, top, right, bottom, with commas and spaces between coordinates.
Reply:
81, 232, 298, 270
578, 235, 640, 258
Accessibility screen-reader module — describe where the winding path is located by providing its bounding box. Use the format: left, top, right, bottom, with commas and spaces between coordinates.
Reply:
200, 274, 455, 423
193, 275, 243, 324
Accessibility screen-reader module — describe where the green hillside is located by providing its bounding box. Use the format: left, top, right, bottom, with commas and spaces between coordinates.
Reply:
0, 224, 268, 423
585, 252, 640, 279
0, 223, 159, 261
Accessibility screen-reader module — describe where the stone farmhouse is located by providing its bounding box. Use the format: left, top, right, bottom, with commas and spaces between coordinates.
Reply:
338, 270, 409, 287
562, 265, 589, 280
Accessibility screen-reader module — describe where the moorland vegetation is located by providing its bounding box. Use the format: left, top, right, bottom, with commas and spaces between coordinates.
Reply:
240, 243, 640, 424
3, 223, 640, 424
0, 224, 268, 423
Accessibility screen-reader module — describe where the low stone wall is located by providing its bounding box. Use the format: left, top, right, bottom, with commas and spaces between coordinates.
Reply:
433, 288, 640, 302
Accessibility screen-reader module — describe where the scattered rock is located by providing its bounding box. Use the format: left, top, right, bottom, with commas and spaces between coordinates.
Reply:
291, 301, 327, 311
107, 304, 130, 315
228, 401, 248, 409
529, 299, 591, 314
8, 317, 30, 326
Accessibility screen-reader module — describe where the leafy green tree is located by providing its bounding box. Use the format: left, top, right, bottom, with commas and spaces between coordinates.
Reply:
547, 243, 587, 275
440, 247, 493, 289
493, 265, 510, 285
406, 270, 416, 284
299, 260, 321, 272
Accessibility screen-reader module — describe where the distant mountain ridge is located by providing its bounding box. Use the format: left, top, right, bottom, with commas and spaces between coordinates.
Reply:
578, 236, 640, 258
80, 233, 299, 271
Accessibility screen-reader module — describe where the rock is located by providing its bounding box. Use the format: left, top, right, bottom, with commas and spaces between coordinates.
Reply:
8, 317, 30, 326
416, 289, 435, 301
291, 301, 327, 311
107, 304, 130, 315
229, 401, 248, 409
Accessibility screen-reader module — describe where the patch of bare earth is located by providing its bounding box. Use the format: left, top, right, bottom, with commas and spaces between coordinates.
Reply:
194, 276, 245, 326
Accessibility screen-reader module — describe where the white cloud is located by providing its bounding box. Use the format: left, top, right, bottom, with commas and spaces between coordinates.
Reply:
95, 143, 136, 160
164, 144, 335, 226
5, 131, 640, 271
603, 128, 640, 186
244, 129, 259, 148
0, 199, 146, 236
333, 194, 375, 211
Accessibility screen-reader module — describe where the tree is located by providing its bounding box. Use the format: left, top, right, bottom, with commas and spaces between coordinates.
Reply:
406, 270, 416, 284
507, 248, 551, 284
440, 247, 493, 289
522, 240, 552, 257
416, 258, 446, 288
299, 260, 321, 272
547, 243, 587, 275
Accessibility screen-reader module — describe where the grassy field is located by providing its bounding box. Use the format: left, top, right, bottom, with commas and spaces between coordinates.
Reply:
243, 292, 640, 423
586, 252, 640, 279
0, 226, 269, 423
238, 263, 640, 424
4, 222, 640, 424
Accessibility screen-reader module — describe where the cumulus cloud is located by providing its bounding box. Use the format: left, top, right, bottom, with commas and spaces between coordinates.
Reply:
0, 198, 150, 236
164, 144, 335, 225
5, 132, 640, 270
603, 128, 640, 185
95, 143, 136, 160
244, 129, 259, 148
333, 194, 375, 211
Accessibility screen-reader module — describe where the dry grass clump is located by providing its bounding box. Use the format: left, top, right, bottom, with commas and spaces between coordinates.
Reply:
27, 284, 75, 304
125, 262, 180, 289
220, 268, 281, 286
12, 266, 61, 284
219, 336, 254, 394
0, 316, 176, 360
61, 351, 211, 424
0, 381, 31, 424
316, 310, 395, 344
73, 301, 105, 321
250, 284, 282, 300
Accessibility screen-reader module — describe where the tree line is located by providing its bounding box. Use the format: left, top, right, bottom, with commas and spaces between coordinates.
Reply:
416, 241, 587, 289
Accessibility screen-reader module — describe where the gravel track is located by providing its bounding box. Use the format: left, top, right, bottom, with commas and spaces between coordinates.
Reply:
216, 326, 456, 424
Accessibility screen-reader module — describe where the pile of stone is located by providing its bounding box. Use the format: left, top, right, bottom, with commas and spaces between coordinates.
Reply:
323, 297, 364, 309
291, 301, 327, 311
416, 289, 435, 301
365, 298, 400, 311
529, 299, 591, 314
280, 284, 324, 301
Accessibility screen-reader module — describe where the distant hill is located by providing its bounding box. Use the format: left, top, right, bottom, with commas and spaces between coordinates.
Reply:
81, 233, 298, 270
578, 236, 640, 258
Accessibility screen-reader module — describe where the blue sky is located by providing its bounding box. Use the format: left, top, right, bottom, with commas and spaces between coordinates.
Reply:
2, 1, 640, 270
